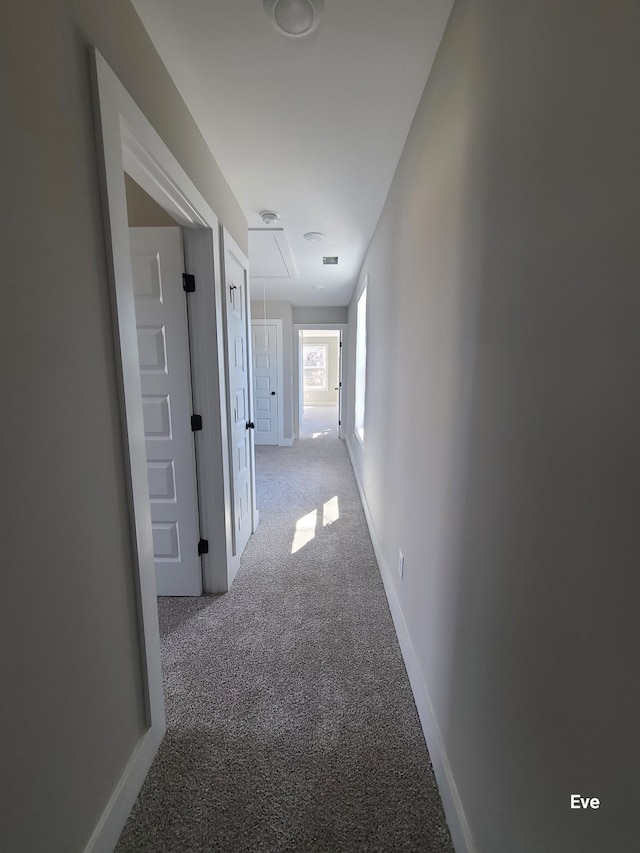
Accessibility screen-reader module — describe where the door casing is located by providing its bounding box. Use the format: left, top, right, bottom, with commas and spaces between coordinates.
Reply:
91, 49, 246, 853
220, 229, 258, 579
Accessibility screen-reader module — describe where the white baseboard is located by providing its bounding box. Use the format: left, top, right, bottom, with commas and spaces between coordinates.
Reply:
345, 439, 476, 853
84, 723, 164, 853
278, 437, 294, 446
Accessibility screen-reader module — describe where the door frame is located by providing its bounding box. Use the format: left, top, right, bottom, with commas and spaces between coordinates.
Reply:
251, 317, 284, 446
90, 50, 236, 852
294, 323, 348, 439
220, 228, 258, 579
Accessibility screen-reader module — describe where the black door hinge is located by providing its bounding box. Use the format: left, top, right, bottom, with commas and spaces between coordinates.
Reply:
183, 273, 196, 292
198, 539, 209, 556
339, 420, 342, 426
191, 414, 203, 431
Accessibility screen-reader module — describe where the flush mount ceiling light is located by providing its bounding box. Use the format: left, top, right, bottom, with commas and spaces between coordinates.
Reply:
263, 0, 324, 39
304, 231, 325, 242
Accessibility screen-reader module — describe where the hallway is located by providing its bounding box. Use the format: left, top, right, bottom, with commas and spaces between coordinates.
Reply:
117, 431, 453, 852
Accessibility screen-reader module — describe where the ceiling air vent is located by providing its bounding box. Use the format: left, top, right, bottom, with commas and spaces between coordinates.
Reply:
322, 256, 338, 265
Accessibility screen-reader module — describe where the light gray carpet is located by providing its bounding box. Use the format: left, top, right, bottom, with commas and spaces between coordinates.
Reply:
300, 405, 339, 438
116, 430, 454, 852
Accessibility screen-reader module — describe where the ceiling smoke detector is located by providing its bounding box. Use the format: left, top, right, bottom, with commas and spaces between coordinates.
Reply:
263, 0, 324, 39
304, 231, 325, 242
260, 210, 280, 225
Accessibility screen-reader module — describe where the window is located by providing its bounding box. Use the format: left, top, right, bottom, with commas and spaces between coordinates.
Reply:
355, 281, 367, 441
303, 344, 328, 390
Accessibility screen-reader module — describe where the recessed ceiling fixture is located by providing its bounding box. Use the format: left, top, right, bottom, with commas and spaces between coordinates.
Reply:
304, 231, 325, 242
263, 0, 324, 39
260, 210, 280, 225
322, 256, 338, 265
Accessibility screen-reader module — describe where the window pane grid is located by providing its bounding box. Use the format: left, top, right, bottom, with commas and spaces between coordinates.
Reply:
303, 344, 328, 390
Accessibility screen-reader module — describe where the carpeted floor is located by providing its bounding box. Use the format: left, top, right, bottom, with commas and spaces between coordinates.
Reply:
116, 429, 454, 852
300, 405, 339, 438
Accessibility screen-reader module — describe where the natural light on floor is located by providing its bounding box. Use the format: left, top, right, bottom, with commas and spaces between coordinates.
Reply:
312, 429, 332, 438
291, 509, 317, 554
290, 497, 340, 553
323, 496, 339, 527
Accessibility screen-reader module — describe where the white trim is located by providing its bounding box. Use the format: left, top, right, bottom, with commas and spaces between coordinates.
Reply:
274, 317, 286, 446
220, 228, 258, 574
120, 125, 207, 228
92, 45, 165, 734
250, 318, 285, 446
91, 48, 236, 848
278, 437, 295, 447
345, 437, 477, 853
354, 279, 368, 444
183, 229, 233, 594
338, 329, 344, 440
83, 728, 161, 853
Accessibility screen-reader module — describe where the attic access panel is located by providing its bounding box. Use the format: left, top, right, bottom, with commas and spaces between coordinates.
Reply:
248, 228, 298, 279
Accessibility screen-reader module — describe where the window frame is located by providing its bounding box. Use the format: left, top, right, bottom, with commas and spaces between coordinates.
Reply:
354, 279, 368, 443
302, 342, 329, 391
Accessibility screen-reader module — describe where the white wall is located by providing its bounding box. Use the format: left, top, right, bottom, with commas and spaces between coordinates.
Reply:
1, 2, 246, 850
250, 300, 294, 441
346, 1, 640, 851
293, 306, 348, 325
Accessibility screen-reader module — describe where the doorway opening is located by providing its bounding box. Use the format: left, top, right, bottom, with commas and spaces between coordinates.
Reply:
92, 51, 259, 849
299, 329, 342, 439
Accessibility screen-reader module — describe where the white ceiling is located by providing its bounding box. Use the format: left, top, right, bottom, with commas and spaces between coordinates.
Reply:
132, 0, 453, 306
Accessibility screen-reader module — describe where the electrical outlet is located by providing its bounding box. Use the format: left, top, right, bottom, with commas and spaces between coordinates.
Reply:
398, 549, 404, 579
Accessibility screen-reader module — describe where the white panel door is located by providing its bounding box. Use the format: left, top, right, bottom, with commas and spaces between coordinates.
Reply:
338, 333, 343, 439
222, 234, 254, 557
130, 227, 202, 596
251, 321, 279, 445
